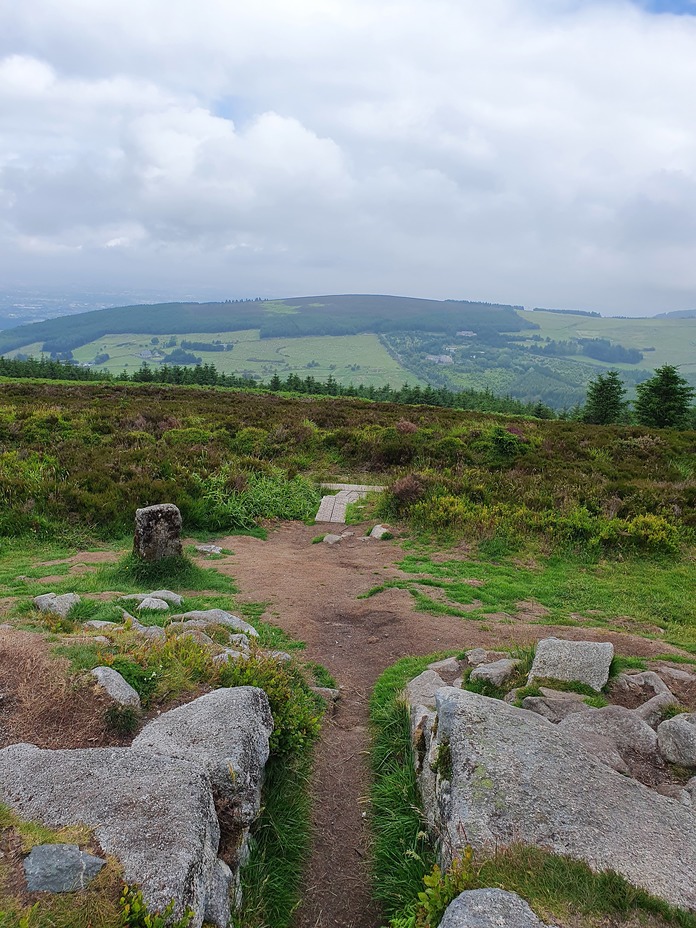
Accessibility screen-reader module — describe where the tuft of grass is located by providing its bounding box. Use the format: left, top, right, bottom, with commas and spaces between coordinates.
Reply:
369, 654, 453, 920
311, 534, 326, 544
609, 655, 648, 677
233, 751, 315, 928
306, 662, 338, 689
105, 704, 141, 736
102, 553, 236, 593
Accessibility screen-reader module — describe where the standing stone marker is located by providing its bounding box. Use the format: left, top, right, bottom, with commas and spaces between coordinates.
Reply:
133, 504, 183, 561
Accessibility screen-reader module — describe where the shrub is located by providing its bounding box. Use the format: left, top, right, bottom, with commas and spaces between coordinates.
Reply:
218, 655, 321, 755
390, 474, 425, 508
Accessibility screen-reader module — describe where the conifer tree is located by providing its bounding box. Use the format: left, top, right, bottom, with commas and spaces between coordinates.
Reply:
582, 370, 627, 424
635, 365, 694, 429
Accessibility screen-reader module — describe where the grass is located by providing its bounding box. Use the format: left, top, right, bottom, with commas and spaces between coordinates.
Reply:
362, 550, 696, 653
0, 805, 125, 928
233, 750, 315, 928
70, 329, 419, 389
371, 659, 696, 928
369, 655, 444, 920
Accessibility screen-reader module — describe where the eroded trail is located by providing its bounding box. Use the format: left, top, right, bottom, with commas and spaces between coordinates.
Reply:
211, 523, 680, 928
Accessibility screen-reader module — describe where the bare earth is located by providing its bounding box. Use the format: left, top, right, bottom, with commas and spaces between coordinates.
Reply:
209, 522, 686, 928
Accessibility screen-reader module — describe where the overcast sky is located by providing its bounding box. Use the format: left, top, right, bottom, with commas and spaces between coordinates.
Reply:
2, 1, 696, 316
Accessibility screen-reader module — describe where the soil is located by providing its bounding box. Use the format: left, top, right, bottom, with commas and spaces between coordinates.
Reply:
0, 628, 129, 750
208, 522, 693, 928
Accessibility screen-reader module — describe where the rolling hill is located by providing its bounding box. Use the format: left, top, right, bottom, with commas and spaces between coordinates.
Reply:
2, 293, 695, 408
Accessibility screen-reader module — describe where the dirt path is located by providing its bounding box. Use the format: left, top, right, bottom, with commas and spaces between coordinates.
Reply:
210, 523, 681, 928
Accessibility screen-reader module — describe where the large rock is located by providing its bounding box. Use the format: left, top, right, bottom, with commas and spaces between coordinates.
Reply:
414, 688, 696, 910
132, 687, 273, 824
0, 743, 220, 926
557, 705, 659, 769
470, 659, 519, 688
658, 713, 696, 767
439, 889, 551, 928
33, 593, 81, 618
23, 844, 105, 892
528, 638, 614, 692
133, 504, 183, 562
90, 666, 141, 708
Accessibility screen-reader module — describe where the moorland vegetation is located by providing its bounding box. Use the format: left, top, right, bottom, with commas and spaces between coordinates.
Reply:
0, 380, 694, 557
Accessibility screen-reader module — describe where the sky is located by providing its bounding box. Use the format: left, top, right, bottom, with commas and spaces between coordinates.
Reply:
1, 1, 696, 316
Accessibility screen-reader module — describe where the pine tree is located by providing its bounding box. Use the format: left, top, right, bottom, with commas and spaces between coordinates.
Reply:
635, 365, 694, 429
582, 370, 627, 424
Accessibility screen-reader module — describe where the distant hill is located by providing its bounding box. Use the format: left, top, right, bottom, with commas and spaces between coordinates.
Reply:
0, 294, 532, 356
3, 293, 695, 410
653, 309, 696, 319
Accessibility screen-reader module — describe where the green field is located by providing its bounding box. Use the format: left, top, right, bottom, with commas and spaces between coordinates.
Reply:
520, 311, 696, 375
69, 330, 422, 389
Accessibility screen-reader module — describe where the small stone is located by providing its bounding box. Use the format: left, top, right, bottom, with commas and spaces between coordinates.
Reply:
465, 648, 506, 667
311, 686, 340, 702
265, 650, 292, 662
657, 665, 696, 684
195, 544, 223, 555
133, 503, 183, 562
23, 844, 105, 893
370, 524, 392, 539
323, 534, 344, 545
91, 667, 141, 708
170, 610, 259, 638
148, 590, 183, 606
33, 593, 81, 618
529, 638, 614, 692
470, 659, 520, 687
212, 649, 248, 665
522, 696, 595, 723
137, 597, 170, 612
427, 657, 462, 682
228, 633, 251, 651
83, 620, 120, 630
612, 671, 672, 701
658, 713, 696, 767
635, 691, 679, 728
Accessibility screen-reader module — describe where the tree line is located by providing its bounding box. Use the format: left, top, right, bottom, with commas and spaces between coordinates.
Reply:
0, 354, 693, 428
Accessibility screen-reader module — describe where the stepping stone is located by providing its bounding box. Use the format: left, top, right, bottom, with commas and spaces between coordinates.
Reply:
314, 483, 386, 524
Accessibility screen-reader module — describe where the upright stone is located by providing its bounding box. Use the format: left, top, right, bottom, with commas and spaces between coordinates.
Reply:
134, 504, 183, 561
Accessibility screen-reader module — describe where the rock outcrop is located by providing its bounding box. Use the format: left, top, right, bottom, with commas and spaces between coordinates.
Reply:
0, 743, 221, 925
132, 687, 273, 823
412, 688, 696, 910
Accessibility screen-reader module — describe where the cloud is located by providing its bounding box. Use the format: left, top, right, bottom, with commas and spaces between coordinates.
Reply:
1, 1, 696, 313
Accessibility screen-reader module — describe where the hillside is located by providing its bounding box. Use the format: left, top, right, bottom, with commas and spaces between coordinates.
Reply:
1, 380, 696, 928
3, 293, 696, 409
